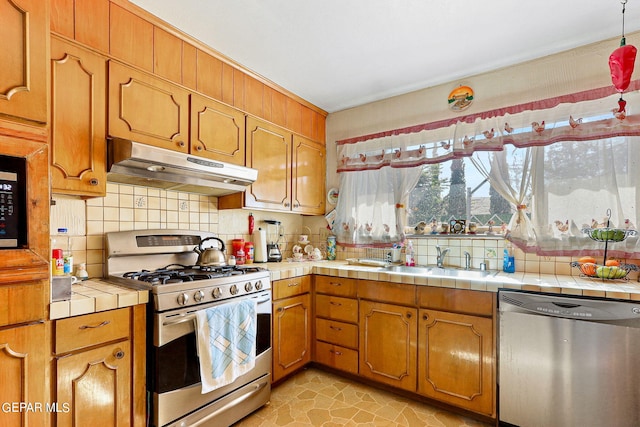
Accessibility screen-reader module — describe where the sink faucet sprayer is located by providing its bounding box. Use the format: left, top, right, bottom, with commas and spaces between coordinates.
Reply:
464, 251, 471, 270
436, 246, 450, 268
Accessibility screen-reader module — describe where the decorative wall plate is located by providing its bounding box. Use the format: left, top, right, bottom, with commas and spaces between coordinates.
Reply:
327, 188, 339, 205
448, 86, 474, 112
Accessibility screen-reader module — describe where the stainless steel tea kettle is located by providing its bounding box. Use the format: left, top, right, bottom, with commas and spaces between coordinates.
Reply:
194, 236, 227, 266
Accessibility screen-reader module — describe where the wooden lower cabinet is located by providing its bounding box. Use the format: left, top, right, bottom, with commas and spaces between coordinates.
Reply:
358, 300, 417, 392
0, 322, 48, 427
53, 305, 146, 427
56, 341, 131, 426
272, 276, 312, 382
417, 308, 494, 416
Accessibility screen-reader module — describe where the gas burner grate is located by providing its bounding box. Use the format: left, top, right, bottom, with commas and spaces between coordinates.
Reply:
120, 264, 267, 285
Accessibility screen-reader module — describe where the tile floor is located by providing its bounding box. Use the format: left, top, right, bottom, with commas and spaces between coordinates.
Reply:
233, 368, 493, 427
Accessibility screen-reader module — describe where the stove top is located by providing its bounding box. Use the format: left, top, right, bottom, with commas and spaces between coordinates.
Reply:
122, 264, 266, 285
103, 229, 271, 312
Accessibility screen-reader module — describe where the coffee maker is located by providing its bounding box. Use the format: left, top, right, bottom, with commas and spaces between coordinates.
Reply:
264, 220, 283, 262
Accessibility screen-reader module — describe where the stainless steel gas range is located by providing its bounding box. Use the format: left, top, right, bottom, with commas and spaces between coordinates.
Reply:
104, 229, 272, 427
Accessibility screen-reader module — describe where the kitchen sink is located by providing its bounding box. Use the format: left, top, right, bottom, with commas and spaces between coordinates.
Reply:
380, 265, 499, 279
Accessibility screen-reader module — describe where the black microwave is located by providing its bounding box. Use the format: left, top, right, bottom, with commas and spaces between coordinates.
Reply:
0, 155, 27, 249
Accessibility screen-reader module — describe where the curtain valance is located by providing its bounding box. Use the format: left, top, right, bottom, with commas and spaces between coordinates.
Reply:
336, 81, 640, 172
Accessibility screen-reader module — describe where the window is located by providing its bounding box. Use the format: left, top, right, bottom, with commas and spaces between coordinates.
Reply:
407, 149, 524, 233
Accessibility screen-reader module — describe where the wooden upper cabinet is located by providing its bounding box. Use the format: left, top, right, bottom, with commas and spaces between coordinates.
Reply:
154, 27, 182, 83
108, 60, 190, 152
50, 37, 107, 197
110, 3, 153, 72
0, 0, 48, 124
241, 116, 292, 210
51, 0, 110, 52
190, 93, 246, 165
292, 135, 325, 214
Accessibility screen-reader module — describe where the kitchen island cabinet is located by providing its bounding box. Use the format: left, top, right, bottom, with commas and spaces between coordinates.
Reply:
50, 36, 107, 197
52, 305, 146, 427
272, 276, 312, 382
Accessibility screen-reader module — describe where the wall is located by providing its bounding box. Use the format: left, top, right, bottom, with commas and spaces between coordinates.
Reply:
322, 31, 640, 278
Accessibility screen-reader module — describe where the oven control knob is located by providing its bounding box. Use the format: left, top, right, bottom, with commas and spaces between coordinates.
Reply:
212, 287, 222, 299
230, 284, 239, 295
194, 290, 205, 302
255, 280, 263, 291
177, 293, 189, 306
244, 281, 253, 292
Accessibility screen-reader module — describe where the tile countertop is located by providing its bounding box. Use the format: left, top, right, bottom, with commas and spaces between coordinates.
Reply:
49, 279, 149, 320
50, 260, 640, 319
264, 260, 640, 301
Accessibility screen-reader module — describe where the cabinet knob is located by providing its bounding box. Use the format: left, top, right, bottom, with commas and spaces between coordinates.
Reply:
329, 349, 343, 356
284, 202, 290, 208
278, 307, 284, 312
89, 178, 99, 186
423, 314, 429, 321
406, 312, 412, 318
293, 203, 299, 208
178, 141, 185, 147
113, 349, 125, 359
196, 145, 203, 151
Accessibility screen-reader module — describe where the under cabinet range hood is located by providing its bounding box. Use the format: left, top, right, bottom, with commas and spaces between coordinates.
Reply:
106, 138, 257, 196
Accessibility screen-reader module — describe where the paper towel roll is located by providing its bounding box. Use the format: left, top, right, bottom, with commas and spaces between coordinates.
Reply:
254, 228, 268, 263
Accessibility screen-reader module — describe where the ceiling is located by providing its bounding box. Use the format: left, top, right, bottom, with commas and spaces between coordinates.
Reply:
131, 0, 640, 113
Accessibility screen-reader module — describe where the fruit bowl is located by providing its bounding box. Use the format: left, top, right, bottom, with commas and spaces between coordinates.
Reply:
581, 227, 637, 242
571, 261, 638, 280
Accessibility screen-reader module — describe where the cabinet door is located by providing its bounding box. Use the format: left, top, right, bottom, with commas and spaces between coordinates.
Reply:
0, 322, 47, 427
292, 135, 325, 214
190, 94, 246, 165
56, 341, 132, 427
418, 309, 494, 416
272, 293, 311, 382
0, 0, 47, 124
108, 61, 189, 152
244, 116, 292, 210
359, 300, 417, 391
51, 37, 107, 197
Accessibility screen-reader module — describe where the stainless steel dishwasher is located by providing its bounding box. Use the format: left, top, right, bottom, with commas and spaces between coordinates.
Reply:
498, 289, 640, 427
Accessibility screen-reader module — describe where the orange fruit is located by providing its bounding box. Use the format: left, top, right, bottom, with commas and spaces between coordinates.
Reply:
580, 263, 597, 276
605, 259, 620, 267
578, 256, 597, 264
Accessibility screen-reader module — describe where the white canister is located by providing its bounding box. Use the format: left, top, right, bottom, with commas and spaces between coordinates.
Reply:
254, 228, 268, 262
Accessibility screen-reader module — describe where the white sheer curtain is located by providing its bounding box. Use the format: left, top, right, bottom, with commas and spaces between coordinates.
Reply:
334, 166, 422, 246
470, 149, 536, 245
530, 137, 640, 258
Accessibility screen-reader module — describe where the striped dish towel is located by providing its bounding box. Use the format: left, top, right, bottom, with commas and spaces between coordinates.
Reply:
195, 298, 257, 394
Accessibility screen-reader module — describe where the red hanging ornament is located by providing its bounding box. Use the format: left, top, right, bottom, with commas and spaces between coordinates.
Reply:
609, 39, 637, 93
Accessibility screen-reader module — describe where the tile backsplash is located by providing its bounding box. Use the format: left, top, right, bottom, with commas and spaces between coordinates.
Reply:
50, 183, 639, 282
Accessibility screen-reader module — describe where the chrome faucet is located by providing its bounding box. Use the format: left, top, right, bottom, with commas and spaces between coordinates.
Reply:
436, 246, 450, 268
464, 251, 471, 270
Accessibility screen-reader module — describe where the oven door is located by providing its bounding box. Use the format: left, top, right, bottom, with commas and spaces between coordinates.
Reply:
149, 291, 271, 427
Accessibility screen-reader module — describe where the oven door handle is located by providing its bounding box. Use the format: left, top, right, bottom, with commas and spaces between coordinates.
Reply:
189, 378, 269, 427
163, 314, 196, 327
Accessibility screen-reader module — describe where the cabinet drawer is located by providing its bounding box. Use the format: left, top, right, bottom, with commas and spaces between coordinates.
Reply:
272, 276, 310, 300
315, 294, 358, 323
315, 341, 358, 374
314, 275, 357, 297
418, 287, 494, 317
315, 318, 358, 349
55, 308, 130, 354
